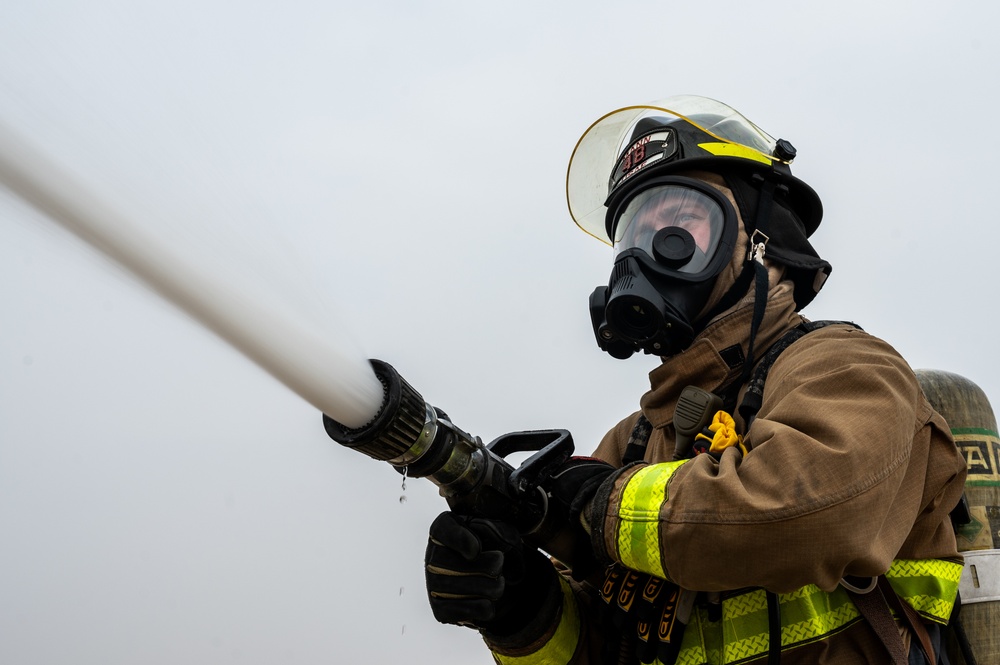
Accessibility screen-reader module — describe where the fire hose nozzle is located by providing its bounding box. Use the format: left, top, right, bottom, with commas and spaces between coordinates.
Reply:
322, 359, 428, 463
322, 359, 494, 499
322, 359, 594, 572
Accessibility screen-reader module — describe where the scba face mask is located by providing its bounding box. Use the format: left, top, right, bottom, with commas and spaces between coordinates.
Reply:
591, 176, 738, 359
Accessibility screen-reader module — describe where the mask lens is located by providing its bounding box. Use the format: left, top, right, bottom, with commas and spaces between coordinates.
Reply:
613, 185, 726, 274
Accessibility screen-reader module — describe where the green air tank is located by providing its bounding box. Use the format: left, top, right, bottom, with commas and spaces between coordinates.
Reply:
916, 369, 999, 664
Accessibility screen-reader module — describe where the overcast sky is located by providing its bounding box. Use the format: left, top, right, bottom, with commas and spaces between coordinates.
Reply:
2, 2, 998, 664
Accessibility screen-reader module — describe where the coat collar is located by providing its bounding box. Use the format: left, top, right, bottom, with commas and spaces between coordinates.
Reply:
639, 281, 803, 429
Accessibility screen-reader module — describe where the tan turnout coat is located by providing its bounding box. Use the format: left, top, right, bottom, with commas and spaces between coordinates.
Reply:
571, 282, 968, 663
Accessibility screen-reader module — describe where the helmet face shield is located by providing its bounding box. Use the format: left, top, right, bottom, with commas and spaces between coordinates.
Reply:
567, 95, 780, 245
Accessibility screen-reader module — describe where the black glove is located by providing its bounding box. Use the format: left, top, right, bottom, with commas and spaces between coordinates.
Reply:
546, 456, 616, 522
538, 456, 616, 578
425, 511, 557, 637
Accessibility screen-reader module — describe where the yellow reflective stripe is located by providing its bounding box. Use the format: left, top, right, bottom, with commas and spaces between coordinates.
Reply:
718, 586, 861, 663
772, 586, 860, 646
672, 590, 860, 665
673, 605, 712, 665
886, 558, 962, 624
696, 142, 773, 165
616, 462, 686, 579
667, 559, 960, 665
492, 576, 580, 665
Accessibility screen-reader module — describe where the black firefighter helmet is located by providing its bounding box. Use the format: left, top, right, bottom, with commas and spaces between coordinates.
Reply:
567, 95, 832, 358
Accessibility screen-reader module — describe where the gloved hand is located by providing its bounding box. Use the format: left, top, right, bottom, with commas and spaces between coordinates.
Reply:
425, 511, 557, 637
543, 457, 617, 570
546, 456, 618, 527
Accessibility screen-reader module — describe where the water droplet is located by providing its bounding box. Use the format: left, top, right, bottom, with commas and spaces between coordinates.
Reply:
399, 586, 404, 596
398, 495, 407, 504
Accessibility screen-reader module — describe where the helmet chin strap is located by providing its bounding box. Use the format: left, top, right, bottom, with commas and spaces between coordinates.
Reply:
742, 238, 770, 385
740, 176, 781, 385
694, 175, 778, 384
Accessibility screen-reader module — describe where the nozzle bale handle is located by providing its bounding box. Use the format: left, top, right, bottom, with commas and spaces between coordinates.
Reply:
322, 359, 427, 462
488, 430, 575, 496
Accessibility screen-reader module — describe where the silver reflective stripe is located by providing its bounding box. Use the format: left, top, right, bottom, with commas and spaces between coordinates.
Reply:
959, 549, 1000, 603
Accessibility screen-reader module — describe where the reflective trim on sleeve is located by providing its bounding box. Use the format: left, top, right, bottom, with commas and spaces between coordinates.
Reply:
886, 558, 962, 624
492, 576, 581, 665
615, 461, 687, 579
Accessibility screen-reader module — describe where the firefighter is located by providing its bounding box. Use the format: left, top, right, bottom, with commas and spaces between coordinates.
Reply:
423, 96, 968, 664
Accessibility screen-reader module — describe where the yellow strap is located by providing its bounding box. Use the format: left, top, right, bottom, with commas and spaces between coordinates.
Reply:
492, 576, 581, 665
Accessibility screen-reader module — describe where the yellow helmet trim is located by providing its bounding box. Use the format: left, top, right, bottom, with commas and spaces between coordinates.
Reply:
697, 142, 773, 165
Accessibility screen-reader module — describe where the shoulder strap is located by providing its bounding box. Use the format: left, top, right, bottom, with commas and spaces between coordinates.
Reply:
622, 414, 653, 465
737, 320, 862, 429
624, 321, 862, 463
845, 576, 938, 665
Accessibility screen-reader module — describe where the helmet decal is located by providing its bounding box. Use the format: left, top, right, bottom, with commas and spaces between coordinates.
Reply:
609, 128, 678, 196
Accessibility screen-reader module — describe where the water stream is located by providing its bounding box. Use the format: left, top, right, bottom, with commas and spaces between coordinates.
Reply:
0, 121, 385, 429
